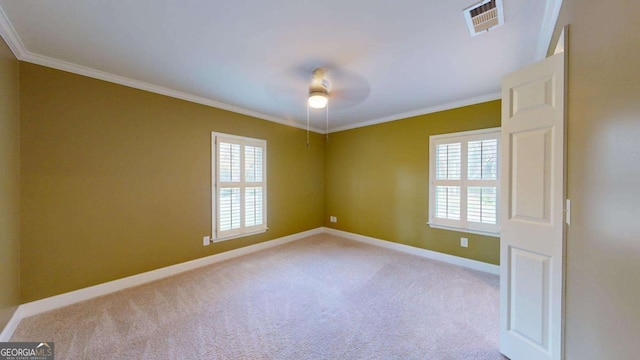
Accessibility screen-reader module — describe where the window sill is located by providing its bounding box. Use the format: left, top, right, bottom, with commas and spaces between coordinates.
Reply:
427, 223, 500, 238
213, 228, 268, 243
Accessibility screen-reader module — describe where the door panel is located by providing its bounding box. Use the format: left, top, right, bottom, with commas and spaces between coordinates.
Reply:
510, 77, 555, 117
509, 247, 550, 348
500, 52, 565, 360
511, 128, 552, 222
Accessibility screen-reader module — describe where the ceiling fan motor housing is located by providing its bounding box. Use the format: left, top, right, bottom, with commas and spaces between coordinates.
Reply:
309, 68, 329, 95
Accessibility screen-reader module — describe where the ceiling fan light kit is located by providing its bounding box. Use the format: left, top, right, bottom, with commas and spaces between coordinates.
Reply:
308, 68, 330, 109
308, 90, 328, 109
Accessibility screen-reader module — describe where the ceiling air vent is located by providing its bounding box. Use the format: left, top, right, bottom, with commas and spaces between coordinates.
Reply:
463, 0, 504, 36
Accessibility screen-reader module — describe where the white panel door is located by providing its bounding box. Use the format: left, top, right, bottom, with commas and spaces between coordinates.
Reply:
500, 52, 565, 360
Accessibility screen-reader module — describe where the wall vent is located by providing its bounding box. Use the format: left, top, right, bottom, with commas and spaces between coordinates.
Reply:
463, 0, 504, 36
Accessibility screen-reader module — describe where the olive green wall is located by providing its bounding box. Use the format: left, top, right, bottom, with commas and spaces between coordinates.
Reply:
324, 101, 501, 264
20, 63, 325, 302
553, 1, 640, 358
0, 37, 20, 328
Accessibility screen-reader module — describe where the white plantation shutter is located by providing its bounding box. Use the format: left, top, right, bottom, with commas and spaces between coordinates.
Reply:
244, 145, 264, 228
245, 187, 263, 227
429, 129, 500, 235
434, 142, 462, 224
436, 143, 461, 180
467, 139, 498, 181
467, 186, 497, 225
219, 187, 240, 231
218, 142, 241, 233
467, 138, 498, 230
244, 146, 263, 182
219, 142, 241, 182
435, 185, 461, 220
213, 133, 267, 240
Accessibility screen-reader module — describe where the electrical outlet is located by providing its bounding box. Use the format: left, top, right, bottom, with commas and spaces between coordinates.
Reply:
203, 236, 211, 246
330, 216, 337, 223
460, 237, 468, 248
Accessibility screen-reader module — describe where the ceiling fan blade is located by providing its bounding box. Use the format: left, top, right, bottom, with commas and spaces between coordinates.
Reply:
263, 65, 309, 107
324, 68, 371, 110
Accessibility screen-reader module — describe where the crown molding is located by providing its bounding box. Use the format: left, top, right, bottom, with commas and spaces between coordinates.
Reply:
328, 92, 502, 133
0, 7, 325, 134
27, 51, 327, 133
20, 51, 325, 133
535, 0, 564, 60
0, 5, 507, 136
0, 6, 26, 58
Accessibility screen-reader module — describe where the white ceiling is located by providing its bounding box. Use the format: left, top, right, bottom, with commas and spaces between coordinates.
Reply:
0, 0, 559, 132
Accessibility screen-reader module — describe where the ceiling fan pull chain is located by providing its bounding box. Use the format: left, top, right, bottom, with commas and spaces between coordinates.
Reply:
326, 101, 329, 142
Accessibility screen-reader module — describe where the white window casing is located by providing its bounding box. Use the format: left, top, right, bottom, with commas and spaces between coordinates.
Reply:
429, 128, 500, 237
212, 132, 267, 241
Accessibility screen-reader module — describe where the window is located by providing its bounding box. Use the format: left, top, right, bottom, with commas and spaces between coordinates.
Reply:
212, 132, 267, 241
429, 128, 500, 236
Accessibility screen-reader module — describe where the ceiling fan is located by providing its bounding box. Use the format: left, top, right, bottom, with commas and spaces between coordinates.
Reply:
306, 68, 330, 147
265, 64, 371, 132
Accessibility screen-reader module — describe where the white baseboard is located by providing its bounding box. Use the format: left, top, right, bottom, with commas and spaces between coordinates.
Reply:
1, 226, 499, 340
323, 227, 500, 275
1, 227, 323, 340
0, 308, 22, 342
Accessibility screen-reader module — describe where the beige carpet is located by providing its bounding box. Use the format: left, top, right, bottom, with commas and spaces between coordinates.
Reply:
12, 234, 505, 359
